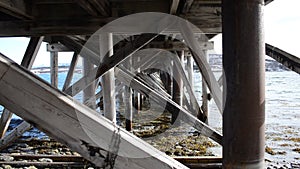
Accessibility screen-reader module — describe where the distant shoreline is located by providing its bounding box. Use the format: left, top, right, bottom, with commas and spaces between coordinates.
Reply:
31, 66, 82, 74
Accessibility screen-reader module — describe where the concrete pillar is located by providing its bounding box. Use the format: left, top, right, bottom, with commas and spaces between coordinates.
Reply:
50, 51, 58, 87
100, 33, 116, 123
222, 0, 265, 168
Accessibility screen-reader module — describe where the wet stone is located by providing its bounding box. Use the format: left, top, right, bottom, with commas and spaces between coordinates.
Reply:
0, 156, 13, 162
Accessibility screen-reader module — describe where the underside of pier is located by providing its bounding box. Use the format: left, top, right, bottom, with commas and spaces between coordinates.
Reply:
0, 0, 298, 168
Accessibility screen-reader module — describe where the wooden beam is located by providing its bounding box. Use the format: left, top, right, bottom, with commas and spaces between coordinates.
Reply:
0, 53, 188, 169
88, 0, 111, 16
50, 51, 58, 87
83, 57, 96, 109
47, 43, 71, 52
0, 18, 113, 37
76, 0, 99, 17
64, 34, 158, 96
181, 0, 194, 14
170, 0, 180, 14
57, 36, 100, 65
62, 53, 79, 91
100, 33, 116, 122
0, 36, 43, 140
0, 121, 32, 150
0, 19, 221, 37
0, 0, 33, 20
180, 23, 223, 113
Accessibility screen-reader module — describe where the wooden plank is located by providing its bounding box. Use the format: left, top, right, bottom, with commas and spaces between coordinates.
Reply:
64, 34, 158, 96
266, 43, 300, 74
0, 0, 33, 20
0, 37, 43, 139
0, 121, 31, 150
115, 66, 222, 144
0, 53, 188, 169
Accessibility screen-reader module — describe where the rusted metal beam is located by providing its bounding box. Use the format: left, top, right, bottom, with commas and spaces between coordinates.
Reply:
222, 0, 265, 168
266, 43, 300, 74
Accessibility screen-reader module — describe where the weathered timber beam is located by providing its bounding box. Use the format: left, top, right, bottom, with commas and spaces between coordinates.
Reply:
0, 36, 43, 141
65, 34, 158, 96
181, 0, 194, 14
115, 66, 222, 145
62, 53, 79, 91
0, 18, 113, 37
180, 23, 222, 113
76, 0, 99, 16
0, 53, 188, 169
0, 121, 31, 150
0, 19, 219, 37
88, 0, 111, 16
47, 43, 71, 52
266, 43, 300, 74
0, 0, 32, 20
57, 36, 100, 65
170, 0, 180, 14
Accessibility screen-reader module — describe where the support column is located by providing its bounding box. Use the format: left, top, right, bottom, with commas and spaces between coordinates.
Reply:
222, 0, 265, 168
172, 51, 184, 123
201, 50, 209, 123
124, 59, 133, 131
186, 53, 194, 92
50, 51, 58, 87
100, 33, 116, 123
83, 59, 96, 109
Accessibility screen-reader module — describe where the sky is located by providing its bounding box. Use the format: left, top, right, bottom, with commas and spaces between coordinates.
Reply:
212, 0, 300, 56
0, 0, 299, 67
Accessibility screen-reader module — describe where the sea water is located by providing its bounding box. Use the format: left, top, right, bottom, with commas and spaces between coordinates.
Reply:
0, 70, 299, 164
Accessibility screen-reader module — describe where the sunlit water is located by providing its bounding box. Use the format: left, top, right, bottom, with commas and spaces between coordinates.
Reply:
194, 71, 300, 165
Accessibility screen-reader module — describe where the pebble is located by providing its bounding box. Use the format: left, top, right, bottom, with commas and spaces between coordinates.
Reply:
0, 156, 14, 162
38, 158, 53, 163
